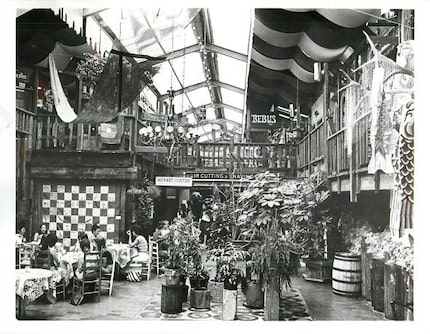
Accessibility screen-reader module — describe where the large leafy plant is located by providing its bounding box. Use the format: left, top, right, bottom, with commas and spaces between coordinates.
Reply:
237, 171, 330, 286
208, 241, 248, 286
165, 217, 200, 271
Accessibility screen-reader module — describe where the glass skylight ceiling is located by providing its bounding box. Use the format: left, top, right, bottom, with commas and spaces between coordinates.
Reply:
92, 8, 252, 142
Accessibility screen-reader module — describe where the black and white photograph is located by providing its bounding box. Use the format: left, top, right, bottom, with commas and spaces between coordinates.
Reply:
1, 1, 428, 333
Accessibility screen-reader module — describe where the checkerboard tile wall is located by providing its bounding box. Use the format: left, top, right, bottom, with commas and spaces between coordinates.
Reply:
41, 184, 118, 249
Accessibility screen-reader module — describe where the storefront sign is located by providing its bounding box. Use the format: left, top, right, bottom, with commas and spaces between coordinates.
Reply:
185, 172, 255, 180
155, 176, 192, 187
250, 107, 280, 128
16, 68, 33, 89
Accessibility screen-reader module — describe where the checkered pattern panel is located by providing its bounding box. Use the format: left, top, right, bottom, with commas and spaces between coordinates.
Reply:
42, 184, 118, 249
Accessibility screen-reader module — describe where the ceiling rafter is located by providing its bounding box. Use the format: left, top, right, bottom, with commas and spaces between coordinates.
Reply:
159, 80, 244, 100
182, 102, 242, 116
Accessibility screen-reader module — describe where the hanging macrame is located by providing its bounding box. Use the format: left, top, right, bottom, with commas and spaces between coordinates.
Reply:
74, 52, 158, 123
49, 51, 162, 124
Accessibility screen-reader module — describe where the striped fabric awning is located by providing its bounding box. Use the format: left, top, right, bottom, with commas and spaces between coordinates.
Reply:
247, 8, 380, 113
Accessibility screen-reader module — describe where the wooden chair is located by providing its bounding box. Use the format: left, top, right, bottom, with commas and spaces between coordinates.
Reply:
55, 275, 67, 301
71, 251, 102, 305
32, 249, 52, 269
100, 250, 116, 296
17, 244, 33, 269
129, 246, 152, 281
150, 236, 165, 275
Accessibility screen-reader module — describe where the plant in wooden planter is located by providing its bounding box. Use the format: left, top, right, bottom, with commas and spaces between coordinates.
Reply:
208, 242, 248, 287
188, 265, 209, 289
163, 217, 201, 285
208, 242, 248, 320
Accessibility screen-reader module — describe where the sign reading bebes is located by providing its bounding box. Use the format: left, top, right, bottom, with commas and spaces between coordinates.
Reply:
155, 176, 193, 187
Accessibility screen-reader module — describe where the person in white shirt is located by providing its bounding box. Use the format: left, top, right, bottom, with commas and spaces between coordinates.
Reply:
15, 225, 27, 245
87, 223, 101, 252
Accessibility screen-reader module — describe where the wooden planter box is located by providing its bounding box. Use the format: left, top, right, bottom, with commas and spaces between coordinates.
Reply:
360, 243, 413, 320
303, 258, 333, 282
384, 261, 413, 320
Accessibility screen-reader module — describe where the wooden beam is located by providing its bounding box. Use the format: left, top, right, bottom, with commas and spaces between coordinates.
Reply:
135, 146, 168, 154
30, 166, 138, 180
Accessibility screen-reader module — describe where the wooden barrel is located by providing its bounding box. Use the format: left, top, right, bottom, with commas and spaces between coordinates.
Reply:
332, 252, 361, 297
161, 284, 183, 314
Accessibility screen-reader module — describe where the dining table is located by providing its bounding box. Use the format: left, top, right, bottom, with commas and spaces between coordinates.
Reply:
15, 268, 56, 318
106, 243, 133, 269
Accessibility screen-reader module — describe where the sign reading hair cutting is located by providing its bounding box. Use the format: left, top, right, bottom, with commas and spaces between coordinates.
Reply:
155, 177, 193, 187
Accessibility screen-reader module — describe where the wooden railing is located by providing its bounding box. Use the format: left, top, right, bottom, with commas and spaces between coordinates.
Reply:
297, 122, 326, 170
16, 107, 35, 135
172, 142, 296, 172
326, 111, 372, 177
34, 111, 135, 152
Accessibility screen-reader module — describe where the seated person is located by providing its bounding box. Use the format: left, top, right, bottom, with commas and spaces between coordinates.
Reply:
70, 232, 89, 252
87, 223, 101, 252
95, 236, 113, 276
15, 225, 27, 245
50, 240, 65, 268
33, 224, 48, 246
127, 224, 149, 262
34, 232, 58, 268
152, 221, 170, 260
75, 239, 99, 281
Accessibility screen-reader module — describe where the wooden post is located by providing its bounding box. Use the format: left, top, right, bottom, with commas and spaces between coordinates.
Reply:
371, 256, 385, 312
264, 269, 280, 321
384, 257, 397, 319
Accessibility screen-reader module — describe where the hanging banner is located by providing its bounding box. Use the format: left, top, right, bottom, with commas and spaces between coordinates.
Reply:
48, 54, 78, 123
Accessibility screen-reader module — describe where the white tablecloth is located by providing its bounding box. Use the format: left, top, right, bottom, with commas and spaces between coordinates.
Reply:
15, 269, 55, 304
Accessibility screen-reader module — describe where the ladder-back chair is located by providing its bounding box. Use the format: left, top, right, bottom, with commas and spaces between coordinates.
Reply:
71, 251, 102, 305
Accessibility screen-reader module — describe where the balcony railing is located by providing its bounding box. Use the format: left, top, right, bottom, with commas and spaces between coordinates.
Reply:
171, 142, 296, 172
297, 122, 327, 171
16, 107, 35, 135
326, 110, 372, 177
34, 111, 135, 152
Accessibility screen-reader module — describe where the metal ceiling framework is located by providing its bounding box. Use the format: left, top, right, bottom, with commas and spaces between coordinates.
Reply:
90, 8, 248, 141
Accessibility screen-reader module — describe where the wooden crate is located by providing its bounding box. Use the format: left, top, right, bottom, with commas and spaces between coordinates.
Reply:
303, 258, 332, 282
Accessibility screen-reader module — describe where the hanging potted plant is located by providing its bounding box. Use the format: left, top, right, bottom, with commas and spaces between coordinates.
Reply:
76, 52, 107, 98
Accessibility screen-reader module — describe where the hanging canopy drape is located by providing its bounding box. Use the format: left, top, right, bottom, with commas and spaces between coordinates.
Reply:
246, 8, 380, 113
